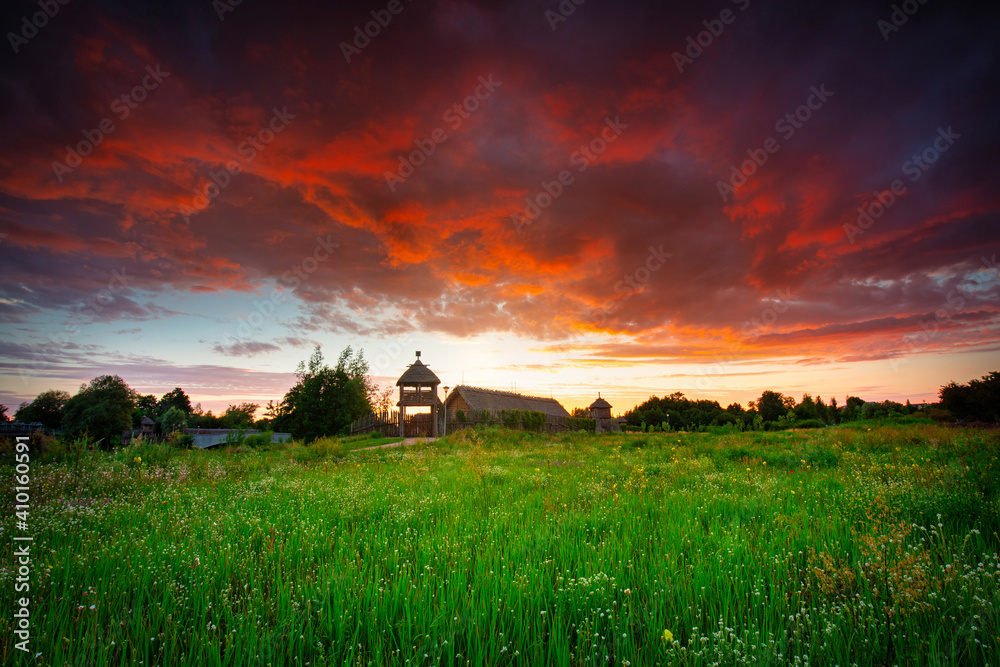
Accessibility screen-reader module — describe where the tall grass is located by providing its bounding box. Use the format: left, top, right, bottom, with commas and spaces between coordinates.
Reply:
1, 424, 997, 665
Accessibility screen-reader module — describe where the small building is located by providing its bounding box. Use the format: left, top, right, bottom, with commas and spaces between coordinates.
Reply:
589, 394, 621, 433
122, 415, 158, 444
397, 351, 442, 437
444, 385, 570, 420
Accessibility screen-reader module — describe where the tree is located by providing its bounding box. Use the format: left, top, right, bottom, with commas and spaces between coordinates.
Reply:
750, 390, 791, 423
61, 376, 137, 447
15, 389, 71, 429
815, 396, 830, 424
273, 346, 373, 442
571, 407, 589, 418
160, 406, 187, 433
0, 404, 8, 423
372, 385, 395, 413
842, 396, 865, 421
136, 394, 158, 413
220, 403, 259, 429
793, 394, 818, 420
158, 387, 193, 415
939, 371, 1000, 422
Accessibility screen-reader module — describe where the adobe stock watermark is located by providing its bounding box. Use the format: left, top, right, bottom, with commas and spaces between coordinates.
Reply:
890, 253, 996, 372
7, 0, 71, 54
226, 235, 339, 344
843, 126, 959, 244
590, 245, 673, 326
697, 288, 794, 390
877, 0, 931, 42
12, 436, 32, 654
340, 0, 412, 64
51, 64, 170, 182
213, 0, 244, 21
511, 116, 628, 233
546, 0, 586, 31
179, 106, 296, 222
384, 75, 502, 192
19, 267, 133, 384
672, 0, 751, 73
716, 84, 833, 202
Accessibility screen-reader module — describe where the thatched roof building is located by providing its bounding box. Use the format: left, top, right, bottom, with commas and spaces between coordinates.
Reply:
395, 353, 441, 386
588, 394, 621, 433
444, 385, 570, 419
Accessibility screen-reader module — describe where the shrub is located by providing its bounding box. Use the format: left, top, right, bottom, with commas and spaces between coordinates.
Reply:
165, 431, 194, 448
795, 419, 826, 429
292, 436, 348, 463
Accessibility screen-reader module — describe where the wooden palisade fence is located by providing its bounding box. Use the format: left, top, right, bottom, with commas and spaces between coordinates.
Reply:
350, 409, 596, 437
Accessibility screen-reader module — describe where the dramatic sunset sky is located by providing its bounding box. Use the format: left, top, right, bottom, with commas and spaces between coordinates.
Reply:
1, 0, 998, 415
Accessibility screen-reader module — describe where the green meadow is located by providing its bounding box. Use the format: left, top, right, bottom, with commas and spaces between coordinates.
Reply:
2, 424, 999, 666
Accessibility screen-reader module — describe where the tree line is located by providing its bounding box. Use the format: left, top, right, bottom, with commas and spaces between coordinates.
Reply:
3, 365, 996, 446
3, 346, 379, 447
623, 371, 998, 431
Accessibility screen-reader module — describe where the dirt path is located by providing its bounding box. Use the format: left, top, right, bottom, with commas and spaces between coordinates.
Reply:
355, 437, 438, 451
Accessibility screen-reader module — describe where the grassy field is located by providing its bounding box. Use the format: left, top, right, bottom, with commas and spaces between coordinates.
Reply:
2, 424, 999, 666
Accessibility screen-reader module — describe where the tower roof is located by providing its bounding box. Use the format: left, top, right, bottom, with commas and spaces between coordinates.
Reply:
588, 396, 612, 409
396, 352, 441, 386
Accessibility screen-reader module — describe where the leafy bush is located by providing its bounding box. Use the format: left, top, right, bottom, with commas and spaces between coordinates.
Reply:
795, 419, 826, 429
522, 411, 546, 433
244, 431, 274, 448
165, 431, 194, 448
291, 436, 348, 463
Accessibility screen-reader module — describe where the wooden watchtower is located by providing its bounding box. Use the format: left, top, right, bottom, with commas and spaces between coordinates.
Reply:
396, 351, 442, 437
589, 393, 620, 433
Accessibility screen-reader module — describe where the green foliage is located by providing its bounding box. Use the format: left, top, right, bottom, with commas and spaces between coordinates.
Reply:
522, 410, 546, 433
158, 387, 193, 415
159, 406, 187, 433
501, 409, 522, 429
61, 375, 136, 447
11, 424, 1000, 666
751, 390, 795, 423
455, 409, 467, 423
15, 389, 71, 429
940, 371, 1000, 422
244, 431, 274, 448
220, 402, 259, 429
272, 346, 373, 442
290, 436, 349, 463
165, 431, 194, 449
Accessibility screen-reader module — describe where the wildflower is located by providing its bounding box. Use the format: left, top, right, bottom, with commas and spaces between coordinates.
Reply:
663, 629, 674, 642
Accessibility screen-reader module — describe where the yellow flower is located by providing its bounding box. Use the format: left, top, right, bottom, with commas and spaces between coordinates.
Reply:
662, 629, 674, 642
790, 490, 795, 494
135, 456, 141, 464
